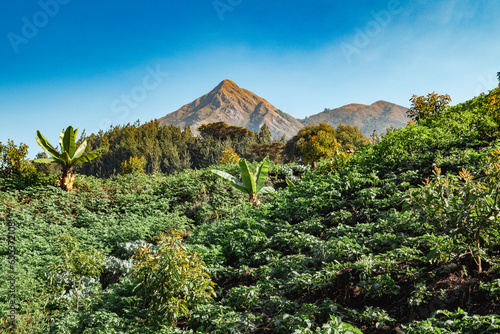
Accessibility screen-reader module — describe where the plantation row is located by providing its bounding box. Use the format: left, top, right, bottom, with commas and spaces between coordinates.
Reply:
1, 84, 500, 333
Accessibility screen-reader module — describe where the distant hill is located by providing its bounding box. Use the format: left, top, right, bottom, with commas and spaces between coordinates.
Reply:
158, 80, 409, 139
300, 101, 409, 136
158, 79, 303, 139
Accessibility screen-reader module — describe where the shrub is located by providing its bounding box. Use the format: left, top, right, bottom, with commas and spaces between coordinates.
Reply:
409, 155, 500, 273
49, 233, 105, 310
121, 155, 147, 174
219, 148, 239, 165
407, 92, 451, 123
131, 230, 215, 326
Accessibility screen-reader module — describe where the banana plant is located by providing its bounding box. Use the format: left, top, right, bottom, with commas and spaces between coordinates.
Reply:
212, 156, 275, 206
34, 126, 107, 191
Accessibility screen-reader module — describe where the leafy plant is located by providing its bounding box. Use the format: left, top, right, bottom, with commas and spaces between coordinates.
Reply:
407, 92, 452, 123
131, 230, 215, 326
34, 126, 107, 191
316, 149, 352, 174
219, 147, 239, 165
121, 155, 146, 174
292, 315, 363, 334
212, 156, 275, 206
409, 158, 500, 273
49, 233, 104, 310
408, 283, 433, 309
358, 274, 400, 299
479, 279, 500, 301
402, 308, 500, 333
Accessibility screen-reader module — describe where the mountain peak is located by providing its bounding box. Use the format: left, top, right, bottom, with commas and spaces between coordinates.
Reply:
158, 80, 303, 138
214, 79, 240, 91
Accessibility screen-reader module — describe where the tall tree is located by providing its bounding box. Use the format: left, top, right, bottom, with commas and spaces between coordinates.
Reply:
295, 123, 340, 165
334, 123, 369, 151
257, 123, 272, 145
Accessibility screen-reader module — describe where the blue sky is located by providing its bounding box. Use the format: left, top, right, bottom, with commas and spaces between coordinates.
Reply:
0, 0, 499, 157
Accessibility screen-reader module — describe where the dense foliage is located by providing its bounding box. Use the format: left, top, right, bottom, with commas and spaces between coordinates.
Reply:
287, 122, 368, 164
1, 85, 500, 333
35, 126, 107, 191
407, 92, 452, 123
72, 120, 288, 178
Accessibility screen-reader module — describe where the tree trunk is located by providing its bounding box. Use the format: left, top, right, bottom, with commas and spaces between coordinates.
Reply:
58, 166, 75, 191
250, 194, 261, 206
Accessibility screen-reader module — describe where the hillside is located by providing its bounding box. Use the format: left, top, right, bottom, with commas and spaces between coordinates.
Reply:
158, 79, 304, 139
301, 100, 409, 135
3, 85, 500, 333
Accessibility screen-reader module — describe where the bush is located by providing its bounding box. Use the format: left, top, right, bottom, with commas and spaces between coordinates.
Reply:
219, 148, 239, 165
121, 155, 147, 175
131, 230, 215, 326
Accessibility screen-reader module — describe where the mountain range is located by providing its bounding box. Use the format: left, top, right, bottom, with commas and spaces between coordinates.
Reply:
158, 79, 408, 139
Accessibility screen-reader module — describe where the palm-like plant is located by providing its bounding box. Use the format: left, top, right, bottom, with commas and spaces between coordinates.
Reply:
212, 156, 274, 206
34, 126, 107, 191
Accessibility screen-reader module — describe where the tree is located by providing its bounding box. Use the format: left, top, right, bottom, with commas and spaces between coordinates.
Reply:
219, 147, 239, 165
334, 123, 369, 151
34, 126, 107, 191
257, 123, 272, 144
0, 139, 37, 178
407, 92, 452, 122
212, 156, 275, 206
198, 122, 253, 141
295, 123, 341, 164
487, 85, 500, 132
251, 142, 285, 164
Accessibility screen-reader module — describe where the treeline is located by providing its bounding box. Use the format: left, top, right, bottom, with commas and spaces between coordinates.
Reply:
71, 120, 368, 178
72, 121, 287, 178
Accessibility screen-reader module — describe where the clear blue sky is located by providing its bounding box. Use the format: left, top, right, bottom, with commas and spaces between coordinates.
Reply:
0, 0, 499, 157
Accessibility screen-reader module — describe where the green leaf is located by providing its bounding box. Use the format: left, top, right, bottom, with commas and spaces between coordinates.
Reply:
258, 186, 275, 195
62, 126, 77, 157
36, 130, 61, 160
58, 129, 64, 150
239, 158, 256, 194
285, 177, 296, 188
72, 140, 88, 161
255, 156, 270, 193
75, 146, 106, 163
33, 158, 60, 164
211, 169, 249, 194
62, 151, 71, 166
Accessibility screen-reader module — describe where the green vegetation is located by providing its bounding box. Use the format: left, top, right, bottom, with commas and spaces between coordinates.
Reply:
131, 230, 215, 326
407, 92, 452, 123
219, 148, 239, 165
121, 155, 147, 175
34, 126, 107, 191
1, 82, 500, 333
0, 139, 40, 189
212, 156, 274, 206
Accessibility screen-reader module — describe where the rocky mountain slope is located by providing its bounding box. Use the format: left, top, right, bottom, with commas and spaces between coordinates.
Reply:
158, 80, 409, 139
158, 79, 303, 139
300, 100, 409, 136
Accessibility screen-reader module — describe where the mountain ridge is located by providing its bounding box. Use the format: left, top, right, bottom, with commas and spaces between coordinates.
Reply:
300, 100, 409, 135
158, 80, 409, 138
158, 79, 304, 139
